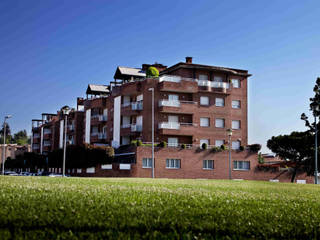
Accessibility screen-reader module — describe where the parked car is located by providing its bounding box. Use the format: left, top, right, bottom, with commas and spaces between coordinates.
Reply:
48, 173, 63, 177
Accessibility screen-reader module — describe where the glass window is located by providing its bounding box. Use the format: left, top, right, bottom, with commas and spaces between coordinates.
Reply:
200, 139, 209, 146
234, 161, 250, 170
200, 117, 210, 127
215, 140, 224, 147
142, 158, 152, 168
200, 96, 209, 105
215, 98, 224, 107
215, 118, 225, 128
168, 137, 178, 147
199, 74, 208, 80
214, 76, 223, 82
232, 141, 241, 150
166, 159, 181, 169
203, 160, 214, 170
232, 100, 241, 109
232, 120, 240, 130
232, 79, 240, 88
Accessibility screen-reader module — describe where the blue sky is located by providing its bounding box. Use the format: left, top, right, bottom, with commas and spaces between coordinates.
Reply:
0, 0, 319, 152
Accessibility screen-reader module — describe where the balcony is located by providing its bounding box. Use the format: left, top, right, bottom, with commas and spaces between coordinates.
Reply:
131, 124, 142, 132
158, 122, 197, 136
98, 133, 107, 139
43, 141, 51, 147
198, 80, 230, 93
121, 124, 131, 129
99, 115, 108, 122
159, 100, 197, 114
131, 102, 143, 111
43, 129, 51, 134
32, 144, 40, 150
33, 133, 40, 138
68, 125, 75, 131
122, 102, 131, 108
159, 76, 198, 93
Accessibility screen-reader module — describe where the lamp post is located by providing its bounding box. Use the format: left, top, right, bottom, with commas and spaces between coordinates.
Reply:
61, 106, 71, 177
312, 105, 319, 184
2, 115, 12, 175
148, 87, 155, 178
227, 128, 233, 180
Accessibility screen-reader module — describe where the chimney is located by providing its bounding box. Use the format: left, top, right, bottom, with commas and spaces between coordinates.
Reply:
186, 56, 193, 64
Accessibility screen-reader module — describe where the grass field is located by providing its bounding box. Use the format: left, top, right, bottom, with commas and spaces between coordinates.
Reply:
0, 177, 320, 239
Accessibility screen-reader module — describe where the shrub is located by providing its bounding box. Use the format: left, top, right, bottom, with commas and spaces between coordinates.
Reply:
220, 145, 226, 151
131, 140, 137, 146
211, 146, 222, 153
202, 143, 208, 150
181, 144, 186, 149
239, 145, 245, 151
258, 153, 265, 164
137, 140, 143, 146
249, 144, 262, 152
146, 67, 159, 78
159, 141, 167, 148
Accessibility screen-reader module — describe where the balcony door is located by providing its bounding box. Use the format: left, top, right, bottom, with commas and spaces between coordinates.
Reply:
168, 115, 179, 129
168, 94, 179, 101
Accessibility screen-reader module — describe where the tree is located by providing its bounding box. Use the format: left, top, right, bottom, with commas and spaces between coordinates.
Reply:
146, 67, 159, 78
13, 130, 29, 145
267, 131, 314, 182
0, 122, 12, 143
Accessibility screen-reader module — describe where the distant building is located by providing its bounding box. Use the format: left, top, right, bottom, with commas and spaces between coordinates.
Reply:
0, 144, 31, 161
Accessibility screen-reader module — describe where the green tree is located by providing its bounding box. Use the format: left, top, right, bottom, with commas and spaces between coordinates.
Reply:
146, 67, 159, 78
13, 130, 29, 145
0, 123, 12, 143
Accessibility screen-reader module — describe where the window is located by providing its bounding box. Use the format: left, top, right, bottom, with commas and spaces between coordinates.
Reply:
232, 100, 241, 109
232, 79, 240, 88
232, 141, 241, 150
215, 98, 224, 107
200, 117, 210, 127
232, 120, 241, 130
166, 159, 181, 169
200, 139, 209, 146
203, 160, 214, 170
214, 76, 223, 82
215, 140, 224, 147
199, 74, 208, 80
122, 136, 130, 145
142, 158, 152, 168
168, 94, 179, 101
137, 94, 143, 102
234, 161, 250, 170
200, 96, 209, 105
168, 137, 178, 147
215, 118, 225, 128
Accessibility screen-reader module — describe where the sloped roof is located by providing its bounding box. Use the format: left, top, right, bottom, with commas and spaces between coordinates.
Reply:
86, 84, 110, 95
114, 66, 146, 79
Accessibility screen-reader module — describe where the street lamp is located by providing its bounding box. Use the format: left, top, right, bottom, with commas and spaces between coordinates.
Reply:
61, 106, 71, 177
312, 104, 319, 184
148, 88, 155, 178
2, 115, 12, 175
227, 128, 233, 180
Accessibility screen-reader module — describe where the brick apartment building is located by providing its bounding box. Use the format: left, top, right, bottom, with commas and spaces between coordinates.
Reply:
30, 57, 313, 183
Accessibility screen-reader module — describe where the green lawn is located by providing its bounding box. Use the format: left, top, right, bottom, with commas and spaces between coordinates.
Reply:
0, 177, 320, 239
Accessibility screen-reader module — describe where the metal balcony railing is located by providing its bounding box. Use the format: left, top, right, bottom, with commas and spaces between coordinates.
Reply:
43, 141, 51, 147
99, 115, 108, 121
122, 102, 131, 108
159, 100, 180, 107
68, 125, 75, 131
33, 134, 40, 138
158, 122, 180, 130
131, 124, 142, 132
98, 133, 107, 139
43, 129, 51, 134
32, 145, 40, 149
121, 124, 131, 129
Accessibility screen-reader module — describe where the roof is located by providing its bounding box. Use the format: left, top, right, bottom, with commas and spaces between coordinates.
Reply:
161, 62, 251, 77
86, 84, 110, 95
114, 66, 146, 79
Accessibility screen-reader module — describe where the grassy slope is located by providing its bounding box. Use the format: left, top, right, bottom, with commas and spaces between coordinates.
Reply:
0, 177, 320, 239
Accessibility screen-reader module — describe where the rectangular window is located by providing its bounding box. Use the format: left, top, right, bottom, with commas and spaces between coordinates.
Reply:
232, 79, 240, 88
203, 160, 214, 170
215, 98, 224, 107
136, 94, 143, 102
168, 137, 178, 147
200, 96, 209, 105
200, 117, 210, 127
215, 118, 225, 128
232, 100, 241, 109
199, 74, 208, 80
232, 120, 240, 130
215, 140, 224, 147
232, 141, 241, 150
234, 161, 250, 170
142, 158, 152, 168
166, 159, 181, 169
214, 76, 223, 82
232, 120, 241, 130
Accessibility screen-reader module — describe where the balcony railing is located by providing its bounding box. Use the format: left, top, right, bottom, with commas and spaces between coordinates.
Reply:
131, 124, 142, 132
159, 74, 230, 89
159, 100, 180, 107
98, 133, 107, 139
68, 125, 75, 131
91, 132, 99, 137
158, 122, 180, 130
91, 114, 100, 120
43, 141, 51, 147
32, 145, 40, 149
131, 102, 143, 110
122, 102, 131, 108
99, 115, 108, 121
33, 134, 40, 138
121, 124, 131, 129
43, 129, 51, 134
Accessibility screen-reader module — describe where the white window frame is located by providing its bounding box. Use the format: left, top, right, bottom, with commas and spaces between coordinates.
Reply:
166, 159, 181, 169
142, 158, 152, 168
232, 141, 241, 150
215, 140, 224, 147
200, 96, 209, 106
232, 100, 241, 109
215, 118, 225, 128
232, 120, 241, 130
203, 160, 214, 170
215, 98, 224, 107
200, 117, 210, 127
168, 137, 178, 147
232, 79, 240, 88
233, 161, 250, 170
